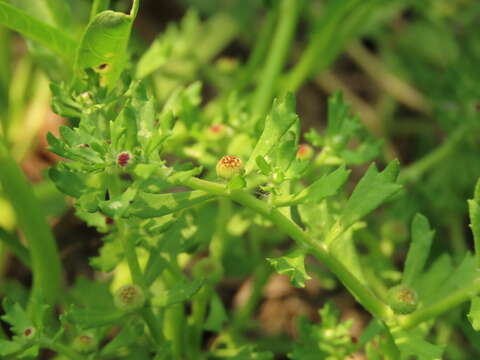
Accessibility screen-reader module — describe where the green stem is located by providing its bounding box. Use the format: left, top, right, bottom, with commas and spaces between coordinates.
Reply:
190, 286, 211, 357
0, 140, 62, 311
399, 126, 468, 184
400, 280, 480, 330
251, 0, 300, 119
178, 176, 391, 320
233, 10, 276, 93
0, 228, 31, 267
118, 221, 144, 286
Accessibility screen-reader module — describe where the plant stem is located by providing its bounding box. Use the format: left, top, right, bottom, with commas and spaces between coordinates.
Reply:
251, 0, 300, 119
178, 176, 392, 320
400, 279, 480, 330
0, 140, 62, 312
399, 125, 468, 184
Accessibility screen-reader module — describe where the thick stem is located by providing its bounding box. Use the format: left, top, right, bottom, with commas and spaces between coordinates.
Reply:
0, 140, 62, 312
179, 176, 391, 320
400, 280, 480, 330
251, 0, 300, 119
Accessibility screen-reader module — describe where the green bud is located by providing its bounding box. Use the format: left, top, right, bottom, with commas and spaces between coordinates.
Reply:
192, 258, 223, 284
296, 144, 314, 161
22, 327, 36, 341
72, 333, 98, 353
114, 284, 146, 312
387, 285, 418, 315
216, 155, 243, 179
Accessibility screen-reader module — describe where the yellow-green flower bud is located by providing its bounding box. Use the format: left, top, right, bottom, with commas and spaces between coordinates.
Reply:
296, 144, 314, 161
192, 258, 223, 284
216, 155, 243, 179
387, 285, 418, 315
114, 284, 146, 312
72, 333, 98, 353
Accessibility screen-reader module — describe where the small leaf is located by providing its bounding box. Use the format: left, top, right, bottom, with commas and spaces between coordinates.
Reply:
391, 328, 443, 360
256, 156, 272, 175
267, 250, 311, 288
339, 160, 402, 229
129, 191, 214, 218
204, 294, 228, 332
0, 339, 24, 356
151, 279, 204, 307
245, 94, 298, 174
228, 175, 246, 190
1, 299, 32, 336
402, 214, 435, 287
469, 178, 480, 268
278, 165, 350, 206
67, 305, 125, 329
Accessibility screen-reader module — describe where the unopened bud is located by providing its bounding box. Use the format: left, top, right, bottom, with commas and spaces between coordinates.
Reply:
216, 155, 243, 179
387, 285, 418, 315
117, 152, 132, 167
192, 258, 223, 284
22, 327, 36, 341
72, 333, 98, 353
296, 144, 314, 161
114, 284, 145, 312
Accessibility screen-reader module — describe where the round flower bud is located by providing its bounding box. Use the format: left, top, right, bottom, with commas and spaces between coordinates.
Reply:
117, 152, 132, 167
207, 124, 227, 141
22, 327, 36, 341
192, 258, 223, 284
296, 144, 314, 161
72, 333, 98, 354
216, 155, 243, 179
114, 284, 146, 312
387, 285, 418, 315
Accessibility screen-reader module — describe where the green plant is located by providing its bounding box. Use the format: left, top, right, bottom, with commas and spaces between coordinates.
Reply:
1, 0, 480, 359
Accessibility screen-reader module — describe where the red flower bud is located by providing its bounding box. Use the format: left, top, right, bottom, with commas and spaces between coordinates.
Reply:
117, 152, 131, 167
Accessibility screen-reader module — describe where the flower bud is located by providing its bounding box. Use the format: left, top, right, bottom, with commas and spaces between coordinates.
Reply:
296, 144, 314, 161
117, 152, 132, 167
22, 327, 36, 341
192, 258, 223, 284
216, 155, 243, 179
387, 285, 418, 315
72, 333, 98, 353
114, 284, 146, 312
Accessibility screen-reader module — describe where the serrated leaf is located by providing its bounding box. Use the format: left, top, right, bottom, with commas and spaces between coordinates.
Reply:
129, 190, 214, 218
74, 1, 139, 88
468, 296, 480, 331
402, 214, 435, 287
278, 165, 350, 206
151, 279, 204, 307
245, 94, 298, 174
339, 160, 402, 229
267, 250, 311, 288
1, 299, 32, 336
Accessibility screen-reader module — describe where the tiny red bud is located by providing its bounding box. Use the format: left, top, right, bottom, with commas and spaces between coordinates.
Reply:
296, 144, 313, 160
209, 124, 224, 133
117, 152, 131, 167
216, 155, 243, 179
23, 327, 36, 340
105, 217, 114, 225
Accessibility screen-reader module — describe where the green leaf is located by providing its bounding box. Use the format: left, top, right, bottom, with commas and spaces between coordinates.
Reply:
0, 1, 76, 61
67, 305, 125, 329
469, 178, 480, 268
44, 0, 72, 29
267, 250, 311, 288
49, 166, 85, 198
468, 296, 480, 331
277, 165, 350, 206
100, 319, 144, 356
228, 175, 246, 190
129, 191, 215, 218
151, 279, 204, 307
0, 339, 24, 356
402, 214, 435, 287
339, 160, 402, 229
204, 293, 228, 332
245, 94, 298, 174
74, 1, 139, 88
1, 299, 32, 336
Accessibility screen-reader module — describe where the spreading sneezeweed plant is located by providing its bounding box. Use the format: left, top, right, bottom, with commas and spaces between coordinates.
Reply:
1, 0, 480, 359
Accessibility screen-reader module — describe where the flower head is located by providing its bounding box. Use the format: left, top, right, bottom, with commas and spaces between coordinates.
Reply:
216, 155, 243, 179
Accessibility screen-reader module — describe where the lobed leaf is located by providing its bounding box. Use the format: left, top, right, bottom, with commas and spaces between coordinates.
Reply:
267, 250, 311, 288
402, 213, 435, 287
245, 94, 298, 174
